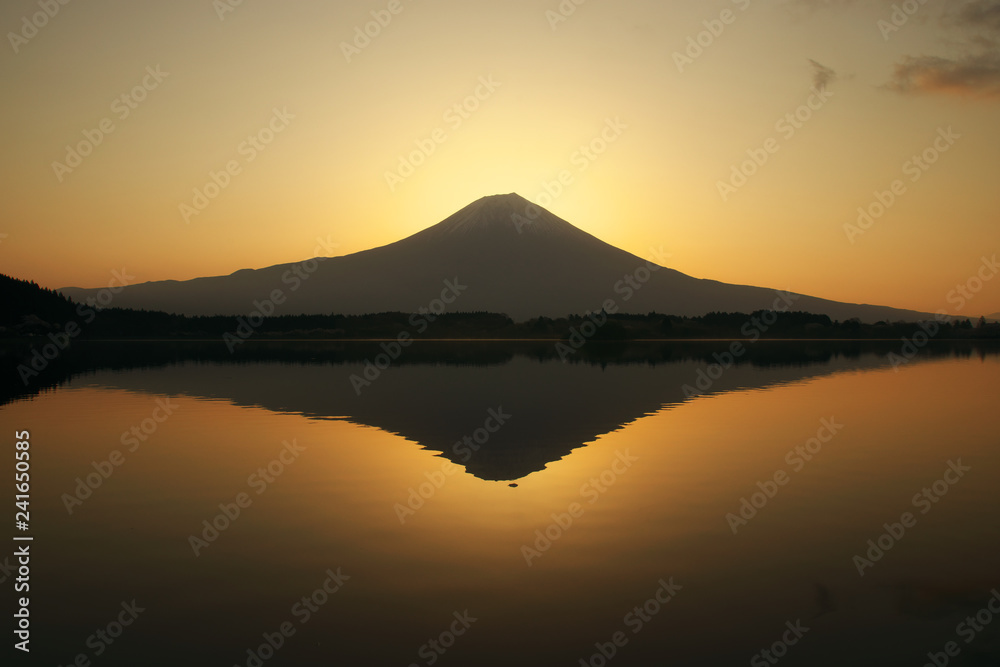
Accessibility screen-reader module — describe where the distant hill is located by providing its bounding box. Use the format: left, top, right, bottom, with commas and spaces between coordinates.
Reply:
58, 193, 939, 323
3, 272, 997, 344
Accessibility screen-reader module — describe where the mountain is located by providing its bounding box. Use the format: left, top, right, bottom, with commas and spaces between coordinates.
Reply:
58, 193, 936, 322
12, 343, 934, 481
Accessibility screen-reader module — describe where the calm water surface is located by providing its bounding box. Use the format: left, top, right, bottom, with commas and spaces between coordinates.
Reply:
2, 343, 999, 666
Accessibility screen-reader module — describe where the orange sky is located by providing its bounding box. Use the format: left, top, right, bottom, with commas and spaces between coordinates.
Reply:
1, 0, 998, 316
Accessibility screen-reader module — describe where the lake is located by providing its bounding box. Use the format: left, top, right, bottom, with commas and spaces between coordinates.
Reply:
2, 341, 999, 666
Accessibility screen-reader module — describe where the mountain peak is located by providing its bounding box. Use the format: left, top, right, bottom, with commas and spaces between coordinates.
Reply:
480, 192, 529, 203
410, 193, 585, 243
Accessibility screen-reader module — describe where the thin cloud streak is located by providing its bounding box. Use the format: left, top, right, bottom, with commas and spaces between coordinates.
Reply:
886, 52, 1000, 97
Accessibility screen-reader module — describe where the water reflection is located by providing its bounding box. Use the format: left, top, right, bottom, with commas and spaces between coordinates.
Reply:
2, 341, 998, 666
3, 340, 994, 482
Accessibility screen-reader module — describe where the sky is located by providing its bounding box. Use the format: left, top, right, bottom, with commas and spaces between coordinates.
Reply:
1, 0, 998, 317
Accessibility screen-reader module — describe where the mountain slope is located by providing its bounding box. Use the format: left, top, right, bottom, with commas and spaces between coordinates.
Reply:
58, 194, 936, 322
1, 273, 78, 327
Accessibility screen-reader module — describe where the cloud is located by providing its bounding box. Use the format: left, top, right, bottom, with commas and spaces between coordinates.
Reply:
887, 1, 1000, 98
791, 0, 1000, 98
809, 59, 838, 90
951, 0, 1000, 34
885, 0, 1000, 97
943, 0, 1000, 49
886, 52, 1000, 97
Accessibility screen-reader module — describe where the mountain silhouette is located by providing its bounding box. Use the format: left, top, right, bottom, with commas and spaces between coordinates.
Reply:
59, 194, 936, 322
31, 341, 974, 481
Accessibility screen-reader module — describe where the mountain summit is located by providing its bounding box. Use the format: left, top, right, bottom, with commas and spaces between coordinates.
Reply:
59, 195, 934, 322
411, 193, 592, 240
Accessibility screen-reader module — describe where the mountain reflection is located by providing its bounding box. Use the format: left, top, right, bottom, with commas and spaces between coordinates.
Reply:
5, 340, 994, 481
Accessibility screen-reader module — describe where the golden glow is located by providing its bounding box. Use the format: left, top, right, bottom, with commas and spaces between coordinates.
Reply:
11, 355, 1000, 659
1, 1, 997, 315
